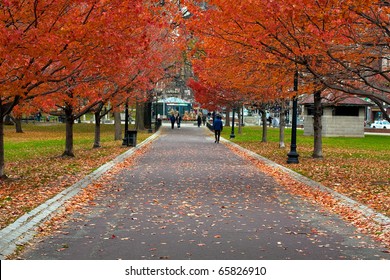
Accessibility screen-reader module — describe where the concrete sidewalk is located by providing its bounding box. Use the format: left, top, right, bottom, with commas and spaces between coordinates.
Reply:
3, 123, 390, 259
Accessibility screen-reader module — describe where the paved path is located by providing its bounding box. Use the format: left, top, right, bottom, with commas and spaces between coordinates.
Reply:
18, 123, 389, 259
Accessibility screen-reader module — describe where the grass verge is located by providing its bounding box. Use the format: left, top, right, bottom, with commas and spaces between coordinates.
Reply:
0, 123, 151, 229
222, 126, 390, 217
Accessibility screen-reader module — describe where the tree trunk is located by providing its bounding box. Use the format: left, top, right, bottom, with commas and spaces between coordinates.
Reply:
93, 111, 101, 148
1, 99, 21, 178
8, 115, 23, 133
279, 101, 286, 148
312, 90, 323, 158
143, 102, 152, 130
62, 109, 75, 157
260, 109, 267, 142
136, 102, 145, 130
0, 115, 6, 179
114, 111, 122, 140
238, 107, 242, 134
14, 117, 23, 133
225, 109, 230, 127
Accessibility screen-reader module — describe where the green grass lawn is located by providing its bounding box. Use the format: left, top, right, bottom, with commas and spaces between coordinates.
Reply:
4, 123, 148, 162
222, 126, 390, 159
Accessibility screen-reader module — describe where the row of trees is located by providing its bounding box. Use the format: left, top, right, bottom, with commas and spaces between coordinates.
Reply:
184, 0, 390, 158
0, 0, 188, 178
3, 1, 389, 178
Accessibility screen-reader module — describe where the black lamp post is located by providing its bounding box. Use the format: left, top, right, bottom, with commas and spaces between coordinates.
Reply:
287, 70, 299, 164
147, 100, 153, 134
154, 93, 159, 131
122, 100, 129, 146
241, 106, 245, 126
230, 107, 236, 139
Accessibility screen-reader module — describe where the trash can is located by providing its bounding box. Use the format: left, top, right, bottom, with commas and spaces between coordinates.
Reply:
126, 130, 137, 147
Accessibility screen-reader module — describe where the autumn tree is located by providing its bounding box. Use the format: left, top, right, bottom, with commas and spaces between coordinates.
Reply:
186, 10, 297, 142
184, 0, 389, 159
0, 0, 87, 177
0, 0, 184, 176
307, 1, 390, 120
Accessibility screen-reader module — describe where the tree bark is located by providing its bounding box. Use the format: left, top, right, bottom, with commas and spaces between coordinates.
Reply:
14, 117, 23, 133
260, 109, 267, 143
114, 111, 122, 140
312, 90, 323, 158
0, 115, 6, 179
237, 106, 242, 134
225, 109, 230, 127
62, 109, 75, 157
135, 102, 145, 130
93, 111, 101, 148
0, 99, 21, 178
279, 101, 286, 148
143, 101, 152, 130
8, 115, 23, 133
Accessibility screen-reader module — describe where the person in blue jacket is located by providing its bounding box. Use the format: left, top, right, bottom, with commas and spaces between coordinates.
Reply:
213, 115, 223, 143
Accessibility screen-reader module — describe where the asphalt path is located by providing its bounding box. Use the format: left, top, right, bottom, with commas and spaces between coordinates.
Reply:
19, 123, 389, 260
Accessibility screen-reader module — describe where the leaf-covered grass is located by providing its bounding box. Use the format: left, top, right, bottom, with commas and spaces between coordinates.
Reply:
222, 126, 390, 217
4, 123, 127, 161
0, 123, 151, 229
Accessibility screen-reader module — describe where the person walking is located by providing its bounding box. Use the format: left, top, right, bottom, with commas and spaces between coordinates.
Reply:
197, 114, 202, 127
170, 114, 176, 129
202, 114, 207, 126
213, 115, 223, 143
267, 115, 273, 127
176, 113, 182, 129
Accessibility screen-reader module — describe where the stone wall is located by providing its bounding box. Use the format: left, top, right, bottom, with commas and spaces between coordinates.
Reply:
304, 107, 365, 137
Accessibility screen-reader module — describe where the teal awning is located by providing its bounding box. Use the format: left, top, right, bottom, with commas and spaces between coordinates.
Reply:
158, 97, 191, 105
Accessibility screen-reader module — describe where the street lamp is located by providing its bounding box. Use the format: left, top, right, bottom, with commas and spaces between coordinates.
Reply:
287, 70, 299, 164
230, 107, 236, 139
148, 100, 153, 134
154, 92, 160, 131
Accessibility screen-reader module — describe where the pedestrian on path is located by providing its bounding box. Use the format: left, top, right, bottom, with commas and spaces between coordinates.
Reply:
176, 113, 182, 129
197, 114, 202, 127
202, 114, 207, 126
213, 115, 223, 143
170, 114, 176, 129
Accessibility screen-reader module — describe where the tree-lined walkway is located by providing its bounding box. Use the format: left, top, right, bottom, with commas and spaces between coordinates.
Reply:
18, 123, 389, 259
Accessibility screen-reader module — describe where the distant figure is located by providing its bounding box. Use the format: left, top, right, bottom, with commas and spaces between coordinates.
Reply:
197, 114, 202, 127
36, 111, 42, 122
267, 116, 273, 127
170, 114, 176, 129
202, 114, 207, 126
213, 115, 223, 143
176, 113, 182, 129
